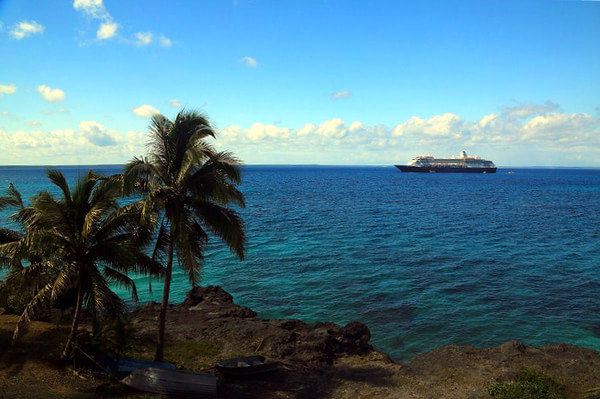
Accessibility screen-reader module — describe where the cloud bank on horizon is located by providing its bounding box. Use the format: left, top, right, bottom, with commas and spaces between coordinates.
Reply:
1, 102, 599, 166
0, 0, 599, 166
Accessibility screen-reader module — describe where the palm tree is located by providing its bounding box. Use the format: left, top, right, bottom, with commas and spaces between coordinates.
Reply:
122, 110, 245, 361
0, 170, 161, 359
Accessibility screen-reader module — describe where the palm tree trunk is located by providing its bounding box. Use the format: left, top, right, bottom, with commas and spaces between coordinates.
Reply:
61, 285, 83, 360
154, 232, 174, 362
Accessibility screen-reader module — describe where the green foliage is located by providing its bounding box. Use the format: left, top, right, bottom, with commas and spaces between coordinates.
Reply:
0, 171, 163, 358
164, 339, 222, 363
0, 279, 34, 315
90, 316, 137, 357
489, 369, 566, 399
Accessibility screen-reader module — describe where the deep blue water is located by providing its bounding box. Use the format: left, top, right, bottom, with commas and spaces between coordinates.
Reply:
1, 165, 600, 360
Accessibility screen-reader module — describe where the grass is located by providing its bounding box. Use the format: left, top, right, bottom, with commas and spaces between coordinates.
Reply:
0, 315, 222, 398
0, 314, 98, 398
488, 368, 566, 399
125, 336, 223, 371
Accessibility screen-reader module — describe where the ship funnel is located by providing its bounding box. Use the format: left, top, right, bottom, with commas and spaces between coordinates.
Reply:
460, 150, 467, 158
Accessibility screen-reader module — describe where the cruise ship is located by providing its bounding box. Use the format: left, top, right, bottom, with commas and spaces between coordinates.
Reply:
395, 151, 497, 173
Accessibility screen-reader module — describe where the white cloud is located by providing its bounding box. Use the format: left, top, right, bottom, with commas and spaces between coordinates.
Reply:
479, 113, 497, 128
246, 123, 290, 141
0, 84, 17, 96
502, 102, 560, 119
297, 123, 317, 137
79, 120, 119, 146
97, 22, 118, 39
241, 56, 258, 68
211, 102, 600, 166
10, 21, 44, 39
132, 104, 160, 118
317, 118, 347, 138
37, 85, 66, 103
0, 122, 147, 164
521, 113, 596, 142
349, 121, 364, 132
134, 32, 153, 46
73, 0, 109, 19
169, 99, 182, 108
331, 90, 352, 100
1, 101, 599, 166
73, 0, 118, 43
392, 113, 463, 138
158, 35, 173, 47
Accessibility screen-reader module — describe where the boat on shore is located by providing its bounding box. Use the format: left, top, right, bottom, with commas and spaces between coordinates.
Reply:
395, 151, 497, 173
216, 355, 279, 377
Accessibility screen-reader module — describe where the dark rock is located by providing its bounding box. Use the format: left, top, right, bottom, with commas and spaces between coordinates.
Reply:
294, 327, 340, 365
278, 319, 304, 330
338, 321, 372, 354
183, 285, 234, 307
222, 305, 257, 318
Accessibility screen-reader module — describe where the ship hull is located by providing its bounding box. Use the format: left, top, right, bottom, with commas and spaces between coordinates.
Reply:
395, 165, 497, 173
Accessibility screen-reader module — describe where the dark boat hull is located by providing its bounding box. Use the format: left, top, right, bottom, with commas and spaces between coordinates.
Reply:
216, 355, 279, 377
395, 165, 497, 173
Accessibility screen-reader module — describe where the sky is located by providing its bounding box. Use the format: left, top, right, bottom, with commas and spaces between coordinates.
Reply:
0, 0, 599, 166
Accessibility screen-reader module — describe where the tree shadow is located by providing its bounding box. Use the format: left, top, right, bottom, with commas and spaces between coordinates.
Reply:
0, 324, 68, 377
329, 364, 397, 386
218, 361, 398, 399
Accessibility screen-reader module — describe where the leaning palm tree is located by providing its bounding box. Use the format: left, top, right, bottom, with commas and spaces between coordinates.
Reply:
0, 185, 59, 312
122, 110, 245, 361
0, 170, 162, 359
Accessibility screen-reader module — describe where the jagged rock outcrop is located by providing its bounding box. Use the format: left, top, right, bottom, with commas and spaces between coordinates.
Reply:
132, 285, 373, 367
183, 285, 235, 307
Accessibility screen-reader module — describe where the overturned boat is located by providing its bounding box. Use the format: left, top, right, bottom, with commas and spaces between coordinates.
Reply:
122, 367, 217, 398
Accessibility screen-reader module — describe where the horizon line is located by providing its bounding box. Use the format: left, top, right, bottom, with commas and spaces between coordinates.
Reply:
1, 163, 600, 170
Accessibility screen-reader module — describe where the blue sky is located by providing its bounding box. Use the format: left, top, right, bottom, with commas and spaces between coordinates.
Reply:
1, 0, 599, 166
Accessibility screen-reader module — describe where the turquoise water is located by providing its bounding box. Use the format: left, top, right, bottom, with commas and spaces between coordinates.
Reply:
1, 165, 600, 360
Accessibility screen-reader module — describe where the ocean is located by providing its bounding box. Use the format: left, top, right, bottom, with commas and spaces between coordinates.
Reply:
1, 165, 600, 360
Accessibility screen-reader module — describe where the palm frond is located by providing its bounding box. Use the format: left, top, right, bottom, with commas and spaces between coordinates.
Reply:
174, 218, 208, 286
104, 266, 139, 302
192, 200, 245, 260
46, 169, 71, 203
0, 183, 24, 210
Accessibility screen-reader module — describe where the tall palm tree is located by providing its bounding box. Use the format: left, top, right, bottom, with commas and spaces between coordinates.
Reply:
123, 110, 245, 361
0, 170, 161, 359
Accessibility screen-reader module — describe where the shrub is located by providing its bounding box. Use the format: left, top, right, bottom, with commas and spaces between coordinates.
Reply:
488, 368, 566, 399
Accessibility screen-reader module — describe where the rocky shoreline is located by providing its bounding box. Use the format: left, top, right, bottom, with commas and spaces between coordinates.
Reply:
127, 286, 600, 398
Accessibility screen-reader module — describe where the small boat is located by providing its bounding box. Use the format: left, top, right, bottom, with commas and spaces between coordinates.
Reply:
122, 367, 217, 398
216, 355, 278, 377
